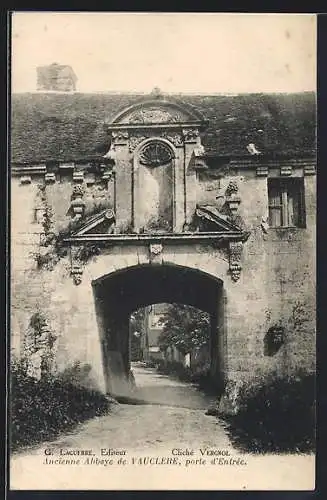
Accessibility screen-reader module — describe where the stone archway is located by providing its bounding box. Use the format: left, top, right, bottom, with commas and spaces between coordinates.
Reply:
92, 263, 225, 396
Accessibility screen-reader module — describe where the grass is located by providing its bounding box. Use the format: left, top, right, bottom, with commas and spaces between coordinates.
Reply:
220, 371, 316, 454
10, 362, 111, 452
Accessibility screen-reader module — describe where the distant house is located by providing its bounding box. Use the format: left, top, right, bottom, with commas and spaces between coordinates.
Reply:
142, 304, 167, 361
36, 63, 77, 92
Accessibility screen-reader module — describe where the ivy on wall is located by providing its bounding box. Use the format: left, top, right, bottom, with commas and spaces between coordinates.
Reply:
23, 311, 57, 379
34, 184, 113, 271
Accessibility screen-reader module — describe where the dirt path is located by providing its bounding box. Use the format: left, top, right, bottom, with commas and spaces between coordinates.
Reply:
10, 363, 315, 491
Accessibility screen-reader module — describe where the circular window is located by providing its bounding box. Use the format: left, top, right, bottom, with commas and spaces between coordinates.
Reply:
139, 142, 173, 167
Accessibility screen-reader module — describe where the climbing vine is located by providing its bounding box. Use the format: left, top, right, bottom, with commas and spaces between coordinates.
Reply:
34, 186, 113, 271
23, 311, 57, 379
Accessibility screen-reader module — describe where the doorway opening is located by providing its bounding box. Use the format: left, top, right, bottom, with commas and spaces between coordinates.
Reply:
92, 263, 225, 399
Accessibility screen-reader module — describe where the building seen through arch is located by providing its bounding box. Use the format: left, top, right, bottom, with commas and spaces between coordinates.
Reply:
10, 80, 316, 411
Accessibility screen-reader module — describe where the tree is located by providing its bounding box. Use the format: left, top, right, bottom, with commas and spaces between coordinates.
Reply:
158, 304, 210, 355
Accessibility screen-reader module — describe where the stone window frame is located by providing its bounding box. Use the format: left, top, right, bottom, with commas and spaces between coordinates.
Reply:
267, 177, 306, 229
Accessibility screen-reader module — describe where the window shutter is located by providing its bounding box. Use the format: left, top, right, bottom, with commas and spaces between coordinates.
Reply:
268, 183, 282, 227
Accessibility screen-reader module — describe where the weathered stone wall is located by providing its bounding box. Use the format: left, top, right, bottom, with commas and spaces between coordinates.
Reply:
197, 163, 316, 380
11, 157, 316, 394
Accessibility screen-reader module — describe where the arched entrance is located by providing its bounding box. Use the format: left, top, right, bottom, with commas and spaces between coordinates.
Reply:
92, 263, 225, 396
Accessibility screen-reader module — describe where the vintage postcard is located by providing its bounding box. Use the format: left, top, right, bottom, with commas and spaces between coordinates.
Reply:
9, 12, 316, 491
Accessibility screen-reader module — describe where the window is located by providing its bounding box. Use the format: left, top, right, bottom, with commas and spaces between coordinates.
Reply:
268, 178, 306, 228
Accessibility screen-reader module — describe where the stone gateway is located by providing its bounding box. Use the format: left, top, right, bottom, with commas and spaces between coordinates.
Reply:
11, 88, 316, 411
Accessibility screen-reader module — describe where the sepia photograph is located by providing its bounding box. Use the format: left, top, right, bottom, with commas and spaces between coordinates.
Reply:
9, 11, 316, 491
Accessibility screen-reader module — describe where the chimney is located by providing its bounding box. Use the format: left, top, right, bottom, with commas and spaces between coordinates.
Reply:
36, 63, 77, 92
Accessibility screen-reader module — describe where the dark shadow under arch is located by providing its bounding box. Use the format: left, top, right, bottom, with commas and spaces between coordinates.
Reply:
92, 263, 225, 396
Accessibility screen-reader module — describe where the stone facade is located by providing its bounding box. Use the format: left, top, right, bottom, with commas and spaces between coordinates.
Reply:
11, 91, 316, 407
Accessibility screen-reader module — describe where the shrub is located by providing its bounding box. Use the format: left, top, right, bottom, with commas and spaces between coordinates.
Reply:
10, 360, 111, 452
55, 360, 98, 390
221, 371, 316, 454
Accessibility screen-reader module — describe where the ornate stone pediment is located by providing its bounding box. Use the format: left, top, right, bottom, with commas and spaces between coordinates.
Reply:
195, 205, 245, 233
71, 209, 116, 237
109, 98, 207, 127
194, 204, 250, 282
123, 106, 184, 124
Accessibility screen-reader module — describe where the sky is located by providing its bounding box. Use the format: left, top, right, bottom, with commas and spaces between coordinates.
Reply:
11, 12, 316, 94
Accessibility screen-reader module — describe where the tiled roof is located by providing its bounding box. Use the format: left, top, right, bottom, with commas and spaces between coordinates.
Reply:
11, 91, 316, 164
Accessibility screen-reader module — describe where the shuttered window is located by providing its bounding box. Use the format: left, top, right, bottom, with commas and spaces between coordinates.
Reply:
268, 178, 306, 228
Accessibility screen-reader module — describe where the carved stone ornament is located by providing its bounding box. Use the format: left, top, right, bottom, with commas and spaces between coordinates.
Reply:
71, 264, 83, 285
182, 128, 199, 142
70, 246, 84, 285
112, 130, 129, 144
70, 184, 85, 220
161, 132, 184, 147
139, 142, 173, 167
228, 241, 243, 282
71, 184, 85, 199
103, 208, 114, 220
129, 135, 148, 153
125, 107, 183, 124
149, 243, 163, 256
225, 180, 239, 197
225, 181, 241, 215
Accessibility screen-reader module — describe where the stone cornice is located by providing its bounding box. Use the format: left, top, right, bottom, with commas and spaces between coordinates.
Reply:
203, 153, 316, 163
10, 154, 316, 177
11, 160, 115, 177
63, 231, 250, 245
105, 121, 208, 132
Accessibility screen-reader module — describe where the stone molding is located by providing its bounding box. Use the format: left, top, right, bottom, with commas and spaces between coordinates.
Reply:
304, 164, 316, 175
256, 166, 268, 177
280, 165, 293, 176
73, 170, 84, 183
65, 231, 249, 284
